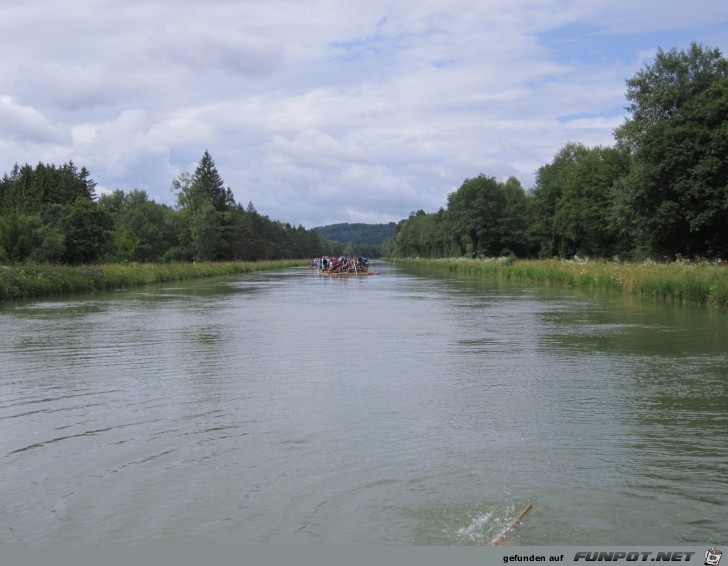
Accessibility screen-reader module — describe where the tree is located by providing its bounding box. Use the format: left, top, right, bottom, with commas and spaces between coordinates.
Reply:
554, 145, 629, 258
618, 43, 728, 139
0, 213, 43, 263
613, 43, 728, 258
498, 176, 533, 257
31, 206, 67, 263
172, 152, 234, 261
530, 143, 583, 258
0, 161, 101, 264
116, 228, 141, 262
61, 198, 113, 264
190, 150, 235, 213
99, 189, 180, 262
389, 210, 447, 258
530, 143, 630, 259
0, 161, 97, 214
446, 175, 505, 257
312, 223, 397, 247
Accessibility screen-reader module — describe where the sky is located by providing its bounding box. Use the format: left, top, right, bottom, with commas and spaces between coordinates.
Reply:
1, 0, 727, 229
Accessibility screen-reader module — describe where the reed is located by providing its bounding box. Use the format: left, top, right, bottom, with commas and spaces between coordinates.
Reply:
0, 260, 305, 302
390, 257, 728, 308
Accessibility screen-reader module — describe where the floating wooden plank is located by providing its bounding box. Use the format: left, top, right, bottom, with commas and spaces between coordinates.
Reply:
489, 503, 533, 546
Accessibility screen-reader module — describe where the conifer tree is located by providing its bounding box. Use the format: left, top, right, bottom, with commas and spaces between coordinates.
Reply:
172, 151, 236, 261
192, 150, 235, 212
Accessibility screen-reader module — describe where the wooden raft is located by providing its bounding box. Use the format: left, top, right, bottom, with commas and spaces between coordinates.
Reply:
319, 270, 379, 277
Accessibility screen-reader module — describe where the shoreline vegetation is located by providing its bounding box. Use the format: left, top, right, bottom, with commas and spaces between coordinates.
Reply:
4, 256, 728, 309
388, 257, 728, 309
0, 260, 306, 303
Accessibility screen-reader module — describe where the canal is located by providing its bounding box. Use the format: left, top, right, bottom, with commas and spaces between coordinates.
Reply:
1, 262, 726, 544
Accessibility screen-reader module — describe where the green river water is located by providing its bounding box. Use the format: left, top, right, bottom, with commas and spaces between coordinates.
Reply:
0, 262, 726, 545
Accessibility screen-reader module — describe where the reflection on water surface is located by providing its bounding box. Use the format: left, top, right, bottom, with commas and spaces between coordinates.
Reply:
1, 263, 726, 544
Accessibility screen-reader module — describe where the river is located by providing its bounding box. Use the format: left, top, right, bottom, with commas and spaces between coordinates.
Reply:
1, 261, 726, 545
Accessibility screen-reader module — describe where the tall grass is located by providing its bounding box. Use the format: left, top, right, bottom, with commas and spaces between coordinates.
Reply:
0, 260, 305, 302
390, 257, 728, 308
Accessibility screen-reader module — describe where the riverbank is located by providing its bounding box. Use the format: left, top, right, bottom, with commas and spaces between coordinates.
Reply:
0, 260, 306, 302
389, 257, 728, 308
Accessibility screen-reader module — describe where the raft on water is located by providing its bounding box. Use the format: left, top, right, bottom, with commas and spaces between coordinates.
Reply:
311, 256, 378, 276
319, 269, 379, 276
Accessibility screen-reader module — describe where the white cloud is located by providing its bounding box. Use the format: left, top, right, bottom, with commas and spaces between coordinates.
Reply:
144, 23, 285, 77
11, 63, 144, 111
71, 109, 176, 199
0, 96, 69, 144
265, 129, 370, 170
1, 0, 727, 227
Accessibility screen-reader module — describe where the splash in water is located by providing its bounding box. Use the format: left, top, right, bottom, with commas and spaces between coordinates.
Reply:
457, 511, 494, 543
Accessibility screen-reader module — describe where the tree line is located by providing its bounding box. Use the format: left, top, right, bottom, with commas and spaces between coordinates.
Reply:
312, 222, 396, 258
383, 43, 728, 261
0, 151, 336, 264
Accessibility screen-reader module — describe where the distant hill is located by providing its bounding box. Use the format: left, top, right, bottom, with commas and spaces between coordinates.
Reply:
312, 222, 397, 246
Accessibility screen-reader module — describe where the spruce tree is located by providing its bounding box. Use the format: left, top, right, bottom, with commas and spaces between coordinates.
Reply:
192, 150, 235, 212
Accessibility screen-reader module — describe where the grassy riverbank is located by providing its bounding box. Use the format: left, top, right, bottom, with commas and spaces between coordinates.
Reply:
390, 257, 728, 308
0, 260, 306, 302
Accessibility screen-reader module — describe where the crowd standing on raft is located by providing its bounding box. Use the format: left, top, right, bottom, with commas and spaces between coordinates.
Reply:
312, 255, 370, 274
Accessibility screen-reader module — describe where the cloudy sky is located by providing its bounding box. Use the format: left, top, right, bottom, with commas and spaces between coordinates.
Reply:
1, 0, 726, 228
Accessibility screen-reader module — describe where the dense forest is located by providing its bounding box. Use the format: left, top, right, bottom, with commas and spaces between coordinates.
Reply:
312, 223, 396, 258
383, 43, 728, 261
0, 152, 337, 264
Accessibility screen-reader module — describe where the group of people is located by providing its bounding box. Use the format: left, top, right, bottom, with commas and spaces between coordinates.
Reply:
312, 255, 370, 273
